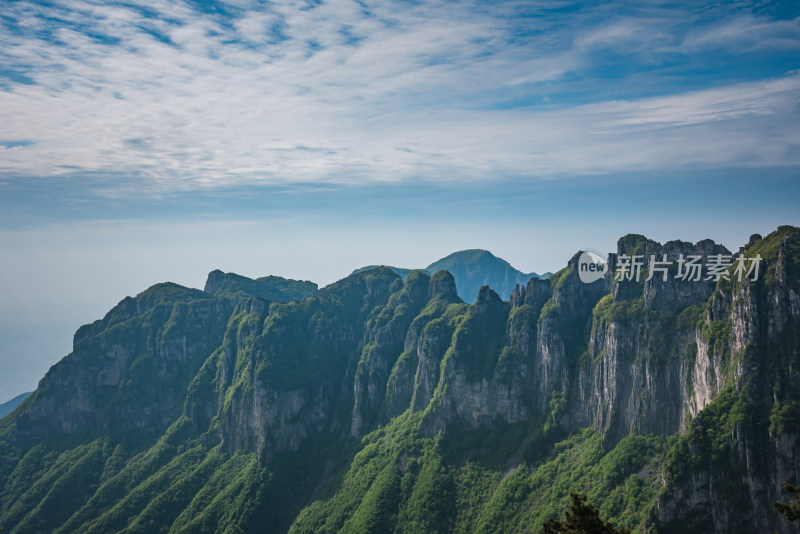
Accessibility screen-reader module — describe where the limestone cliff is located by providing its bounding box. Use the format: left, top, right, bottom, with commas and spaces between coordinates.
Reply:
1, 228, 798, 534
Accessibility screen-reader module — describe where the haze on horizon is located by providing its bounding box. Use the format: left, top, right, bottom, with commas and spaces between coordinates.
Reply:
0, 0, 799, 402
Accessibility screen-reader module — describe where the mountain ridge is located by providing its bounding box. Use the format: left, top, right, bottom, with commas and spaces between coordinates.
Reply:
1, 227, 798, 533
351, 248, 551, 303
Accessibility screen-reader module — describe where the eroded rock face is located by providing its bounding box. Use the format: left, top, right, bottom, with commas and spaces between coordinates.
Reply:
213, 268, 401, 460
14, 285, 231, 440
350, 271, 430, 437
653, 229, 800, 534
642, 239, 730, 312
575, 315, 696, 442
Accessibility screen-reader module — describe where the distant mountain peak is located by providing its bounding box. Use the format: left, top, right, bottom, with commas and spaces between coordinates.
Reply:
351, 249, 545, 304
430, 248, 499, 261
425, 249, 541, 303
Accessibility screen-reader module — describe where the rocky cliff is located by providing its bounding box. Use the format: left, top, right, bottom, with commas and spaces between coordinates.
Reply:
0, 227, 798, 534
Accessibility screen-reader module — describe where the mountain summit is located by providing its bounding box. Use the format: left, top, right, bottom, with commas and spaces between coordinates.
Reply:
351, 248, 547, 303
425, 249, 543, 303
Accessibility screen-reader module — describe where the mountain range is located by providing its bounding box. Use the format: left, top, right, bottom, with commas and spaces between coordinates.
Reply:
352, 248, 551, 304
1, 227, 799, 533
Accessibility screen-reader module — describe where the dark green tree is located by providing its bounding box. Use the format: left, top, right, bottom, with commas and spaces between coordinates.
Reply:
775, 482, 800, 522
543, 492, 631, 534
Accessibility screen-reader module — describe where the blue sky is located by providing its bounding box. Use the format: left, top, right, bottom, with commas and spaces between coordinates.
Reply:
0, 0, 799, 401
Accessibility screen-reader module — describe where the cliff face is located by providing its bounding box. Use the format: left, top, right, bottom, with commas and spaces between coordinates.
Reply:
1, 227, 798, 534
654, 229, 800, 533
211, 268, 399, 459
572, 238, 729, 443
9, 284, 232, 440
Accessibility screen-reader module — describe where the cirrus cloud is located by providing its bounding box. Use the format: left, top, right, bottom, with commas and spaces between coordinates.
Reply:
0, 0, 798, 194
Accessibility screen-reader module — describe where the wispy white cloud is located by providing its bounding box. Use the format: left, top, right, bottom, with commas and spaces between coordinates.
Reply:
371, 74, 800, 176
0, 0, 797, 193
680, 14, 800, 52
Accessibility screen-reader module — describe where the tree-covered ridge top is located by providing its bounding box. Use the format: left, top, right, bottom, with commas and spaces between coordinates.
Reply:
204, 270, 318, 302
351, 265, 419, 279
741, 225, 800, 287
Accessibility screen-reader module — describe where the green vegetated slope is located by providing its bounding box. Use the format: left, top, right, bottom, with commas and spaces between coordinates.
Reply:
1, 227, 799, 533
290, 413, 669, 534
